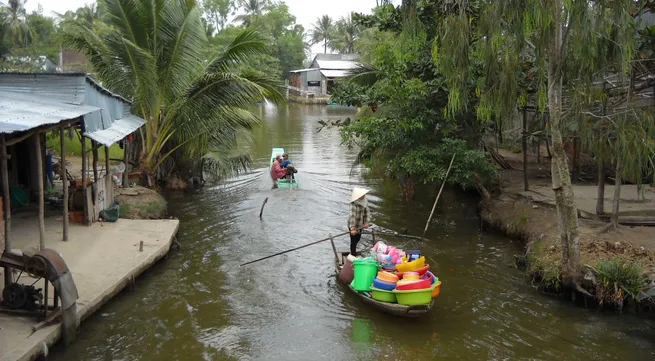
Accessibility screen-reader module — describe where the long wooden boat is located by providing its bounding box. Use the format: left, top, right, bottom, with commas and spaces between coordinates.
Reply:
329, 238, 434, 318
270, 147, 299, 188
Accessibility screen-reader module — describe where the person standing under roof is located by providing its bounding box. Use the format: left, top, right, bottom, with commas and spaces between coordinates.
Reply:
348, 187, 370, 256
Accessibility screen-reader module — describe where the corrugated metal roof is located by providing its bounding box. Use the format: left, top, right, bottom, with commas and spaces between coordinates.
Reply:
315, 60, 360, 70
320, 69, 352, 78
0, 73, 146, 143
289, 68, 317, 73
0, 90, 101, 133
85, 115, 145, 146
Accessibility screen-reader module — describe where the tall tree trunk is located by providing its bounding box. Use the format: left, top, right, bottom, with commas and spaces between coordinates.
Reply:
596, 162, 605, 215
609, 65, 635, 228
611, 155, 621, 228
547, 0, 580, 277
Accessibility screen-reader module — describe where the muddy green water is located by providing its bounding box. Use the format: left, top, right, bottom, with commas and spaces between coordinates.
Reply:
51, 104, 654, 361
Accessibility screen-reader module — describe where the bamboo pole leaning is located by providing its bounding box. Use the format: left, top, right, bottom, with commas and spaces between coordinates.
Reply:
423, 153, 457, 237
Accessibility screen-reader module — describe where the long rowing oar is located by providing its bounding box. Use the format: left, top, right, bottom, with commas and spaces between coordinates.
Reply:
423, 152, 457, 237
239, 231, 350, 267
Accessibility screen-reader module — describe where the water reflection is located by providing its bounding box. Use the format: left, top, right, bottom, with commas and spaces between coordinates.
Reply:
50, 104, 655, 361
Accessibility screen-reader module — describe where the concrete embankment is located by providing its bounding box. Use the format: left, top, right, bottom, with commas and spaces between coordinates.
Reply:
0, 218, 179, 361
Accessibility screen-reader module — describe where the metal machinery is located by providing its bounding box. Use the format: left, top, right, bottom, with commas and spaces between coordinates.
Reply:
0, 248, 79, 345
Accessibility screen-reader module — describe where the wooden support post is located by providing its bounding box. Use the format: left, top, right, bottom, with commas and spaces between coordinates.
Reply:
35, 134, 46, 251
572, 135, 580, 183
9, 145, 17, 185
1, 135, 12, 286
81, 133, 88, 225
105, 145, 110, 179
522, 107, 529, 191
60, 126, 69, 242
92, 140, 99, 183
122, 140, 129, 188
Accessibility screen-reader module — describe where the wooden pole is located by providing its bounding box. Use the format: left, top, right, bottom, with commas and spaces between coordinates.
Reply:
81, 133, 87, 225
329, 234, 339, 264
105, 145, 110, 179
596, 162, 606, 215
92, 140, 99, 183
35, 134, 46, 251
259, 197, 268, 220
423, 152, 457, 237
522, 107, 529, 191
1, 135, 13, 285
60, 125, 69, 242
240, 231, 350, 267
122, 140, 128, 188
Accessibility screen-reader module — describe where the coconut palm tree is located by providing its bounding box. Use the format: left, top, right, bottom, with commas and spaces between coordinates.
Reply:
234, 0, 269, 27
1, 0, 32, 46
309, 15, 333, 54
329, 13, 360, 54
63, 0, 283, 185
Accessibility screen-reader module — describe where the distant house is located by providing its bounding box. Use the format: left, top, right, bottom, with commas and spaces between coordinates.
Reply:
288, 54, 361, 97
59, 49, 89, 73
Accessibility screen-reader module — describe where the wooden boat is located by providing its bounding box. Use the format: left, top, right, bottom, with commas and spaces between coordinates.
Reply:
329, 238, 434, 318
270, 147, 298, 188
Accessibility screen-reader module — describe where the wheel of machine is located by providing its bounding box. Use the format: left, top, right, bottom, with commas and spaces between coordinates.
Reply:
2, 283, 28, 309
26, 256, 48, 279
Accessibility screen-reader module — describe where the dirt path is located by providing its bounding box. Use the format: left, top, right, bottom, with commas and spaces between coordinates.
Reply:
482, 148, 655, 284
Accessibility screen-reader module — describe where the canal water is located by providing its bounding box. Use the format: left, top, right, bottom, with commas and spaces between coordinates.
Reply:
51, 105, 654, 361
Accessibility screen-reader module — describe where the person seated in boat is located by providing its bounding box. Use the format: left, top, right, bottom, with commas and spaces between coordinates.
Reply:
270, 155, 287, 180
348, 187, 370, 257
280, 153, 298, 178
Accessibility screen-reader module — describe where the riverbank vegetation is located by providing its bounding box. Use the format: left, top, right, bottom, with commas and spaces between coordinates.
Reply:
332, 0, 655, 310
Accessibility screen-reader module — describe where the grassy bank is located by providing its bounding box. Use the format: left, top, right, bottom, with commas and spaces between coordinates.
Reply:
479, 194, 655, 311
46, 131, 124, 161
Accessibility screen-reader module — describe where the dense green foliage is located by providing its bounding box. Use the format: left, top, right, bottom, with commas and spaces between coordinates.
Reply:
214, 1, 306, 78
335, 3, 498, 192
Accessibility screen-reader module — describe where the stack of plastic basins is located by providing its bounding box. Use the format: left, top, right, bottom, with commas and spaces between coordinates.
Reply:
351, 258, 378, 291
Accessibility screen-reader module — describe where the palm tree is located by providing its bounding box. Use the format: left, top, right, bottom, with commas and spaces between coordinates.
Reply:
235, 0, 269, 27
309, 15, 333, 54
2, 0, 32, 46
329, 13, 360, 54
63, 0, 283, 185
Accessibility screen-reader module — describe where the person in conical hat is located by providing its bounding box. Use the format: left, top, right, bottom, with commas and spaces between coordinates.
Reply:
348, 187, 370, 256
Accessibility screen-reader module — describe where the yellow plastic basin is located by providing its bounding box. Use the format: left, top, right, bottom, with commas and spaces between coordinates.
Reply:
395, 256, 425, 273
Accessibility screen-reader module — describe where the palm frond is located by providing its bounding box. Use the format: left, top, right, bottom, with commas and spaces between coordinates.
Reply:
347, 64, 381, 87
206, 28, 273, 73
158, 2, 206, 100
202, 151, 252, 179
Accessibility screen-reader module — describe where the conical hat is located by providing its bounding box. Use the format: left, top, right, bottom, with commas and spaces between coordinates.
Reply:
350, 187, 370, 203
